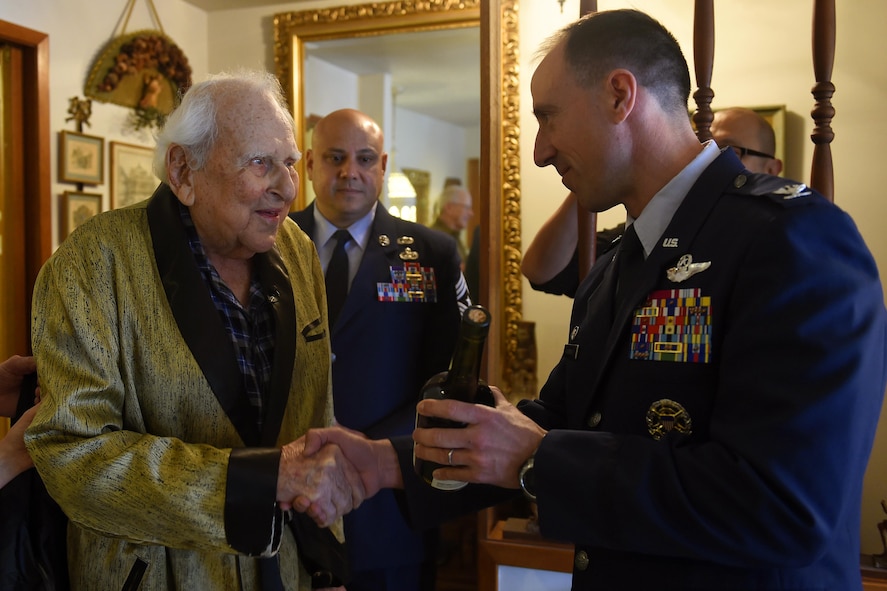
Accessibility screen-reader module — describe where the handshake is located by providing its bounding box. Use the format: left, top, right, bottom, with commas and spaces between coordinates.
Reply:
275, 385, 547, 528
275, 424, 398, 527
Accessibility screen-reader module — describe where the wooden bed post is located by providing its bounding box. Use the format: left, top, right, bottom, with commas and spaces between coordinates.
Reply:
811, 0, 836, 202
576, 0, 598, 280
692, 0, 715, 143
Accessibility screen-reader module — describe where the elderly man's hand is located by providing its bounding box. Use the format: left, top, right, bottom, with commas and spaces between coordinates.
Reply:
304, 426, 403, 497
276, 437, 366, 528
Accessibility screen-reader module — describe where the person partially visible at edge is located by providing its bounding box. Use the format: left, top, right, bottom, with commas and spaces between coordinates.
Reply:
522, 106, 784, 295
25, 70, 363, 591
430, 185, 474, 264
296, 10, 887, 591
290, 108, 470, 591
0, 355, 38, 488
0, 354, 69, 590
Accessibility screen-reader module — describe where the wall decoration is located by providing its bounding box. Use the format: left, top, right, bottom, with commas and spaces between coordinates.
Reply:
62, 191, 102, 237
111, 141, 158, 209
83, 1, 192, 131
59, 131, 104, 185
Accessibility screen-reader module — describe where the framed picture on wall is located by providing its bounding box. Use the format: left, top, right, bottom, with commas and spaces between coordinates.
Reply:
62, 191, 102, 237
59, 130, 104, 185
110, 141, 158, 209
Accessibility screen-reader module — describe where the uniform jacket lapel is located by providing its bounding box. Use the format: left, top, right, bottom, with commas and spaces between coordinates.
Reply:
572, 151, 744, 423
335, 206, 401, 330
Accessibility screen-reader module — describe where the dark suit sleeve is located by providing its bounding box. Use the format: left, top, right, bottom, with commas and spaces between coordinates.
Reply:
532, 203, 887, 567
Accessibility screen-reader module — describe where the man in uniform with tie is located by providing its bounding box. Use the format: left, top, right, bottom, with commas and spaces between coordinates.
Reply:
289, 108, 470, 591
299, 10, 887, 591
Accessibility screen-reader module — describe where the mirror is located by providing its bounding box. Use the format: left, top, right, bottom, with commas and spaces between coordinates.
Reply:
274, 0, 523, 393
296, 26, 481, 224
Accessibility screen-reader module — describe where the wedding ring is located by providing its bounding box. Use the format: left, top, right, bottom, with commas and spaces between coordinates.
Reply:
447, 448, 455, 466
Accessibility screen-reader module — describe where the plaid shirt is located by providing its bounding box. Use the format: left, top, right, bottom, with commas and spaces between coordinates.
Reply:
179, 203, 275, 430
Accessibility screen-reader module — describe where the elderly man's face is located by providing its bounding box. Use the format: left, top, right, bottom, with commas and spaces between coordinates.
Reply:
186, 89, 299, 263
443, 191, 473, 230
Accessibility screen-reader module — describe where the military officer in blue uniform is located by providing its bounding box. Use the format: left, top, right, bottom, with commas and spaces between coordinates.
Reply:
289, 108, 470, 591
298, 10, 887, 591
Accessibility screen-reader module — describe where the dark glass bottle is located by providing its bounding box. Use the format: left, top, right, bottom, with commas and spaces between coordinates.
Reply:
414, 304, 493, 490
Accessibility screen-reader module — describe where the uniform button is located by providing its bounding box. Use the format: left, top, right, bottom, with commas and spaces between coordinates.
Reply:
733, 174, 747, 188
587, 412, 602, 428
574, 550, 589, 571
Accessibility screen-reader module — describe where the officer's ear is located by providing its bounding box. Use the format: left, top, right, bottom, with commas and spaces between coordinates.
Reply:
606, 69, 637, 124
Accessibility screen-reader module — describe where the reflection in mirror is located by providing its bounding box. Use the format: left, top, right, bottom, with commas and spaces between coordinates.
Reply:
299, 27, 480, 225
274, 0, 524, 396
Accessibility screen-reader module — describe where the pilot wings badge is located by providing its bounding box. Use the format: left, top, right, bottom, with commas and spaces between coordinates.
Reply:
666, 254, 711, 283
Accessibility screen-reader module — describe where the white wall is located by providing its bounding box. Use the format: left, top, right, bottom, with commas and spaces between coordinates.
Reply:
0, 0, 208, 244
397, 107, 468, 198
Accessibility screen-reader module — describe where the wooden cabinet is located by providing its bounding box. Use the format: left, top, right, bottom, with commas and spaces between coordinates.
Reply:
476, 503, 887, 591
476, 500, 572, 591
862, 561, 887, 590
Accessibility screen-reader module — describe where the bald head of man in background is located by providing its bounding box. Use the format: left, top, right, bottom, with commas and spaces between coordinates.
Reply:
710, 107, 783, 175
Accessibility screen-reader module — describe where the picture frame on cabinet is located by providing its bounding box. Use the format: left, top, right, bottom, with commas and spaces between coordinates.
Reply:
62, 191, 102, 238
110, 141, 158, 209
59, 130, 104, 185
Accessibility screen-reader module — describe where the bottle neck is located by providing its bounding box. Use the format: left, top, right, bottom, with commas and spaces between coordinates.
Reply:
446, 335, 484, 385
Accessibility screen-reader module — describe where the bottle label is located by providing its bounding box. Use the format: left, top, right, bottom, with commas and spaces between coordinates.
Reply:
431, 477, 468, 491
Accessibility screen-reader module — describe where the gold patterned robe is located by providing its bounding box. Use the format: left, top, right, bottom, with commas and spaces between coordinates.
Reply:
25, 186, 337, 591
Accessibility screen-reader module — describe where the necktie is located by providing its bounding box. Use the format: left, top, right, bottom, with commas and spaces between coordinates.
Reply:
615, 223, 644, 305
325, 229, 352, 326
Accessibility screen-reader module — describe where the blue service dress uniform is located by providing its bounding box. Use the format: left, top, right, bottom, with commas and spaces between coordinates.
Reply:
393, 148, 887, 590
290, 203, 470, 590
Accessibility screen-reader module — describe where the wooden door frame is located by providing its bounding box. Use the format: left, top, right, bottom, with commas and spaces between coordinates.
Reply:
0, 19, 53, 339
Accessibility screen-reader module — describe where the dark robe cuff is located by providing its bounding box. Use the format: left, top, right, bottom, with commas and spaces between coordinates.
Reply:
225, 448, 282, 556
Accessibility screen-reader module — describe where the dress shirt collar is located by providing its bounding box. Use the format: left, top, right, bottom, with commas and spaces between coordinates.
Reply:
313, 200, 377, 252
629, 140, 721, 257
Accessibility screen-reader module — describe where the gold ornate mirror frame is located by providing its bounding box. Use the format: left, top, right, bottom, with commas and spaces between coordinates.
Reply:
273, 0, 523, 394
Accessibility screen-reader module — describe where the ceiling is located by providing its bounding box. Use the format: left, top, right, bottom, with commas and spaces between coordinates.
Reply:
182, 0, 480, 128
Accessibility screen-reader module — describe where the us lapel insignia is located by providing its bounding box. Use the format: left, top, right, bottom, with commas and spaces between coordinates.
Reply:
667, 254, 711, 283
397, 235, 415, 245
646, 399, 692, 440
378, 234, 391, 247
399, 247, 419, 261
772, 183, 811, 200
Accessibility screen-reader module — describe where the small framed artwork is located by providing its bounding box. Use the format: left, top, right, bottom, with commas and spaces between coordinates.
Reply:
59, 130, 104, 185
62, 191, 102, 237
110, 141, 158, 209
